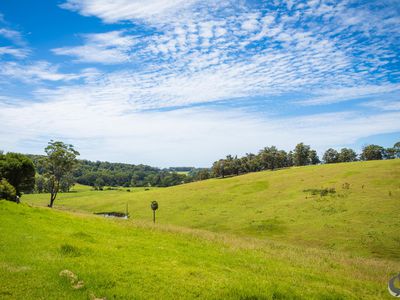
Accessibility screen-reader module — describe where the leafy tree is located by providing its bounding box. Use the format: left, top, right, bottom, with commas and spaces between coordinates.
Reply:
0, 152, 35, 195
223, 155, 235, 176
286, 151, 294, 167
259, 147, 289, 170
94, 178, 105, 190
277, 150, 289, 167
231, 156, 241, 175
60, 174, 75, 192
130, 174, 141, 187
259, 146, 277, 170
338, 148, 357, 162
394, 141, 400, 158
308, 150, 320, 165
293, 143, 311, 166
384, 148, 397, 160
0, 178, 16, 201
240, 153, 259, 173
35, 174, 46, 193
44, 141, 80, 207
212, 159, 226, 178
159, 172, 186, 187
196, 169, 210, 180
360, 144, 384, 161
323, 148, 339, 164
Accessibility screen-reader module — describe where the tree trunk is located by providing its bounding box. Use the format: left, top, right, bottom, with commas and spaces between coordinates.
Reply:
48, 180, 59, 208
48, 194, 55, 208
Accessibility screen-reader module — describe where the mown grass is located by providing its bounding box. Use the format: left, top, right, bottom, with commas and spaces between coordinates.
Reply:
24, 160, 400, 260
0, 201, 398, 299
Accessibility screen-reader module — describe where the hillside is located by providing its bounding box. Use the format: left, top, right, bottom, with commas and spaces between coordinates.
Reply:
0, 201, 398, 299
24, 160, 400, 260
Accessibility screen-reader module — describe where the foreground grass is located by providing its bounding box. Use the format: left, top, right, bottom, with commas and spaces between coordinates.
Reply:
25, 160, 400, 260
0, 201, 398, 299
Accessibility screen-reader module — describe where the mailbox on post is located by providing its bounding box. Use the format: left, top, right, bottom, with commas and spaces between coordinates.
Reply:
151, 201, 158, 223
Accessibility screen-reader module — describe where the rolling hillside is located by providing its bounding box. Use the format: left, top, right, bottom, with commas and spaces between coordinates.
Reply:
24, 160, 400, 260
0, 201, 398, 299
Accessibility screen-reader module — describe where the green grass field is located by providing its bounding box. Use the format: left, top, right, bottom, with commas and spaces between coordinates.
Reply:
2, 159, 399, 299
1, 201, 399, 299
25, 160, 400, 260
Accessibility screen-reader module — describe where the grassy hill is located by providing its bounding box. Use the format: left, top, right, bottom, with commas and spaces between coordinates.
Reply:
1, 201, 398, 299
24, 160, 400, 260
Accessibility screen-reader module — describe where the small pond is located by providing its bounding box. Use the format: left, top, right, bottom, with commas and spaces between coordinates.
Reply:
94, 212, 129, 219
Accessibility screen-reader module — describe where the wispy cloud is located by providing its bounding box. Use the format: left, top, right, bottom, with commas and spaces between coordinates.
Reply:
52, 30, 137, 64
0, 28, 25, 46
0, 61, 95, 83
361, 99, 400, 111
60, 0, 199, 24
1, 96, 399, 166
0, 46, 29, 59
297, 84, 400, 106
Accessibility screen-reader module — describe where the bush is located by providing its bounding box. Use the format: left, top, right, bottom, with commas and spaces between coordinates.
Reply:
342, 182, 350, 189
59, 244, 81, 257
0, 178, 17, 201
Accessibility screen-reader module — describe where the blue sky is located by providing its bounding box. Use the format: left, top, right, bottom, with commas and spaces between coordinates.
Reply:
0, 0, 399, 167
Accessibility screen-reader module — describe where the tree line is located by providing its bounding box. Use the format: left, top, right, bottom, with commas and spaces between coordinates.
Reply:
1, 140, 399, 207
210, 142, 400, 178
28, 156, 206, 191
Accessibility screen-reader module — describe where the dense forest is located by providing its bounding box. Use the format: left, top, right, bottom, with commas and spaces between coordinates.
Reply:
27, 155, 208, 191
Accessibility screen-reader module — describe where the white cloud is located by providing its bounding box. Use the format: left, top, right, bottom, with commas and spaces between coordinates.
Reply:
0, 61, 89, 83
361, 100, 400, 111
297, 85, 400, 106
60, 0, 198, 24
1, 95, 399, 166
0, 28, 25, 45
52, 30, 136, 64
53, 0, 399, 110
1, 0, 399, 166
0, 46, 29, 59
241, 14, 260, 32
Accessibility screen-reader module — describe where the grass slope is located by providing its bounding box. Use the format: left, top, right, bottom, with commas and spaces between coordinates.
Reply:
25, 160, 400, 260
0, 201, 398, 299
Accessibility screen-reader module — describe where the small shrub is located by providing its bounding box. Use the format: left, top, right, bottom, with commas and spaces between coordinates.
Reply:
342, 182, 350, 189
303, 188, 336, 197
59, 244, 81, 257
126, 189, 130, 192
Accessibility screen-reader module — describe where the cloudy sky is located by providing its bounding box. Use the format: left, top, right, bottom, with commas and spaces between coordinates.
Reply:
0, 0, 399, 167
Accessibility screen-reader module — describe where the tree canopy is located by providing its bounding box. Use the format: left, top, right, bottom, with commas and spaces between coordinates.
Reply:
211, 143, 320, 178
0, 152, 35, 196
360, 144, 385, 161
43, 141, 80, 207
